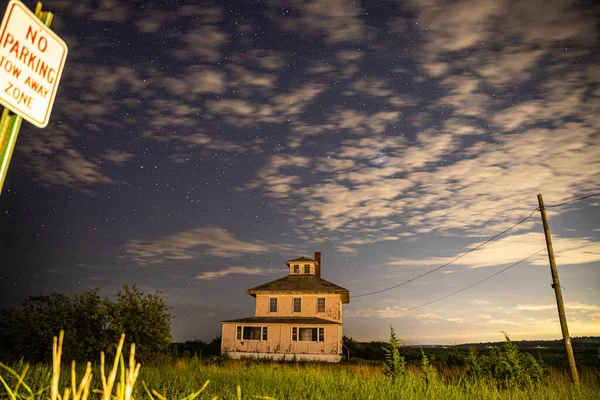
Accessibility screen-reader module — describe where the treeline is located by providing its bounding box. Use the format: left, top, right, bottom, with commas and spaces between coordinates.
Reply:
343, 335, 600, 369
457, 337, 600, 349
0, 284, 173, 364
171, 337, 222, 358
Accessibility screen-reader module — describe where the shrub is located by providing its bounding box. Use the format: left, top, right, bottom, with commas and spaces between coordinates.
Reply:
383, 326, 406, 378
420, 349, 436, 384
467, 333, 544, 388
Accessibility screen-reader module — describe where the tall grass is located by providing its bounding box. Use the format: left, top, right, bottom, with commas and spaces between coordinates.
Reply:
1, 331, 597, 400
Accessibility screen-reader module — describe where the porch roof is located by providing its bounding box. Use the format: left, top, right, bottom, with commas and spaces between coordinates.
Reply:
220, 316, 341, 325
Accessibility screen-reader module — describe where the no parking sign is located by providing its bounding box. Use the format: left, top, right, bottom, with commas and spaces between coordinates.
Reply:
0, 0, 68, 128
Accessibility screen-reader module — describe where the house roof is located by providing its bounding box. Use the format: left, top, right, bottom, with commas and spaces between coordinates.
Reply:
220, 316, 341, 325
285, 256, 315, 263
246, 275, 350, 303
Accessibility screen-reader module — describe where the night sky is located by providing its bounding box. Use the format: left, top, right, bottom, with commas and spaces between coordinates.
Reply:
1, 0, 599, 345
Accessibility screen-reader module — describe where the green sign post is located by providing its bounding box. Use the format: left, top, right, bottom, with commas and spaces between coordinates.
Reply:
0, 1, 67, 194
0, 107, 23, 193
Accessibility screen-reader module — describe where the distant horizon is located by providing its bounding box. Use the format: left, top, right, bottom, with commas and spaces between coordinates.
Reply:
171, 333, 600, 346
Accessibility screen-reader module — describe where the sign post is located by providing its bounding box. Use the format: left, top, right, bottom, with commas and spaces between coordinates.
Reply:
0, 1, 68, 193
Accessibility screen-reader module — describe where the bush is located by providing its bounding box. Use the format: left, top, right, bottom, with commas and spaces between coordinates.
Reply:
383, 326, 406, 378
420, 349, 436, 384
467, 333, 544, 388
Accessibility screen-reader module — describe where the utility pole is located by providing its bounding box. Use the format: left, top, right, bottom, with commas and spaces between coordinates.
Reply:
537, 194, 579, 386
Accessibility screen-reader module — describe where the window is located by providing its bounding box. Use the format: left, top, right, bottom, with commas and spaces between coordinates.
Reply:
269, 298, 278, 313
300, 328, 317, 341
304, 264, 311, 274
237, 326, 268, 341
317, 298, 325, 313
293, 264, 299, 274
293, 298, 301, 312
291, 327, 324, 342
242, 327, 261, 340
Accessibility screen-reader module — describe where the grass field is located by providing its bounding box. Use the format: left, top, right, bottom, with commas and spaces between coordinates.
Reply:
1, 332, 598, 400
2, 358, 599, 400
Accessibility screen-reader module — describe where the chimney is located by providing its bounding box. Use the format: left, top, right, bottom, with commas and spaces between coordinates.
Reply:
314, 251, 321, 278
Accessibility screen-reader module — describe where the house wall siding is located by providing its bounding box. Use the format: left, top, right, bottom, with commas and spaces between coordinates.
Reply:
221, 322, 341, 356
254, 294, 342, 321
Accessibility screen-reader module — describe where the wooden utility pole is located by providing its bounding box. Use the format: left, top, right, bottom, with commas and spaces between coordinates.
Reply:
537, 193, 579, 386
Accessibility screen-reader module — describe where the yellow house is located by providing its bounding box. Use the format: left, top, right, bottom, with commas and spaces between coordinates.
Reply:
220, 252, 350, 362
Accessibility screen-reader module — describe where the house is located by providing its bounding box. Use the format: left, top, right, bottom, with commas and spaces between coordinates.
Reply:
220, 252, 350, 362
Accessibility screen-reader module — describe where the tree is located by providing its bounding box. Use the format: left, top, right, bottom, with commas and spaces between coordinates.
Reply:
342, 335, 360, 361
70, 289, 111, 361
0, 285, 174, 364
9, 294, 76, 363
106, 284, 173, 364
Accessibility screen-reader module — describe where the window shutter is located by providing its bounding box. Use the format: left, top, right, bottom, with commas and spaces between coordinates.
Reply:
236, 326, 242, 340
312, 328, 317, 341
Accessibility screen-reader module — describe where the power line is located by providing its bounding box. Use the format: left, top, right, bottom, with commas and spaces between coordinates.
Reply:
398, 248, 546, 313
544, 191, 600, 209
352, 189, 599, 299
353, 208, 539, 298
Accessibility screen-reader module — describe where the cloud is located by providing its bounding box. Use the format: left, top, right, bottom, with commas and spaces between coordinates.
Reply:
135, 10, 168, 33
19, 138, 113, 187
276, 0, 367, 44
101, 150, 135, 164
250, 50, 287, 71
336, 245, 357, 254
412, 0, 595, 78
504, 301, 600, 334
228, 65, 277, 96
178, 133, 247, 153
88, 0, 132, 23
126, 228, 273, 265
516, 302, 600, 313
349, 78, 394, 97
488, 319, 520, 326
164, 69, 226, 95
348, 299, 600, 341
349, 307, 464, 324
195, 266, 276, 280
175, 24, 229, 62
389, 232, 599, 269
249, 116, 600, 248
208, 99, 256, 118
21, 0, 599, 232
247, 92, 599, 238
